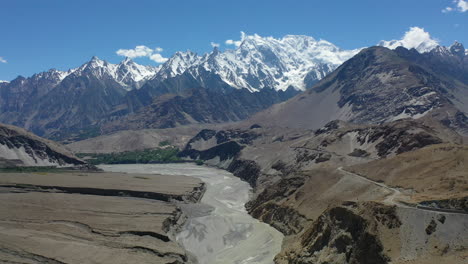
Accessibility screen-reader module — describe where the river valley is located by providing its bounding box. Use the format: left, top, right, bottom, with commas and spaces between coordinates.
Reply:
100, 164, 284, 264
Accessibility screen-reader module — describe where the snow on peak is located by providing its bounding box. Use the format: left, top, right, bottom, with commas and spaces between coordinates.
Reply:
122, 57, 133, 64
155, 51, 202, 79
158, 33, 362, 92
29, 69, 71, 85
213, 33, 362, 91
449, 41, 466, 57
378, 27, 439, 53
7, 56, 160, 92
115, 57, 159, 87
68, 56, 159, 90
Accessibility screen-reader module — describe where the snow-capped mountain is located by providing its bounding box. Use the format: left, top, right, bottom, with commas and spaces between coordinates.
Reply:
5, 56, 160, 93
433, 42, 468, 63
0, 68, 70, 113
0, 56, 160, 137
154, 51, 202, 80
115, 57, 160, 89
152, 34, 362, 92
249, 45, 468, 135
66, 56, 159, 90
1, 33, 466, 139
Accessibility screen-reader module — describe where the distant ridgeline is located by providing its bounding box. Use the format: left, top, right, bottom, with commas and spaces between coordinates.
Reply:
0, 34, 361, 140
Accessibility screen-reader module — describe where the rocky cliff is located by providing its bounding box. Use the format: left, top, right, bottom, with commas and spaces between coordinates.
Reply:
0, 123, 84, 167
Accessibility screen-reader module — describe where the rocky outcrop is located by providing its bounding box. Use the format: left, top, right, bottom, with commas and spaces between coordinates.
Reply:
419, 197, 468, 212
277, 203, 398, 264
316, 119, 447, 158
179, 127, 266, 187
0, 123, 84, 167
227, 159, 262, 187
249, 203, 309, 236
180, 141, 243, 162
247, 177, 306, 210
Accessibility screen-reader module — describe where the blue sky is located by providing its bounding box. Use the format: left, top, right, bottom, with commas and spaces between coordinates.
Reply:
0, 0, 467, 81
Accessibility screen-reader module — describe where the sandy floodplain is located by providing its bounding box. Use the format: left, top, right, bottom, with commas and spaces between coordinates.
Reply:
102, 164, 284, 264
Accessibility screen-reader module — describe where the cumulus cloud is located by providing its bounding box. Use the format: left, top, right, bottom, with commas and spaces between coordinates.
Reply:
457, 0, 468, 11
0, 57, 7, 63
210, 42, 220, 48
116, 45, 168, 63
442, 0, 468, 12
149, 53, 168, 63
378, 27, 439, 53
116, 45, 153, 58
225, 31, 246, 47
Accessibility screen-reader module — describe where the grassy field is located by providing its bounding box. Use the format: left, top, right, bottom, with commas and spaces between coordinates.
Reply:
77, 148, 185, 165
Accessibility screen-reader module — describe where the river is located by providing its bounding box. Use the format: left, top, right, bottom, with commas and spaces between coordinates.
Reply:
99, 164, 284, 264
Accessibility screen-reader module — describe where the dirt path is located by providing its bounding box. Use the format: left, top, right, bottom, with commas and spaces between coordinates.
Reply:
337, 167, 467, 215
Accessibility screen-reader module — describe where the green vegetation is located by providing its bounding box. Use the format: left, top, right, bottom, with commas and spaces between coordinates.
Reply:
78, 148, 183, 165
158, 140, 171, 147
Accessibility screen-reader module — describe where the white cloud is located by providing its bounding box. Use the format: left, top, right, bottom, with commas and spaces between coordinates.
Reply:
116, 45, 168, 63
149, 53, 168, 63
210, 42, 220, 48
442, 0, 468, 13
457, 0, 468, 11
225, 31, 246, 47
0, 57, 7, 63
442, 6, 453, 13
116, 45, 153, 58
225, 39, 239, 46
378, 27, 439, 53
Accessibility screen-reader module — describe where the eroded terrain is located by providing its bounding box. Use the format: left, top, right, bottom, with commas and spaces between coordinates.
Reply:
0, 169, 204, 264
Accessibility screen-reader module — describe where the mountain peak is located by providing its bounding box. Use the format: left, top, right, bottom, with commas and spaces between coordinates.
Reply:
450, 41, 463, 47
121, 57, 134, 64
212, 46, 220, 55
86, 56, 106, 69
450, 41, 465, 58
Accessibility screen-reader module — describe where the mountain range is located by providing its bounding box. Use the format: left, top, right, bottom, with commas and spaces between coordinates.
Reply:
0, 34, 361, 139
249, 42, 468, 136
0, 34, 467, 140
